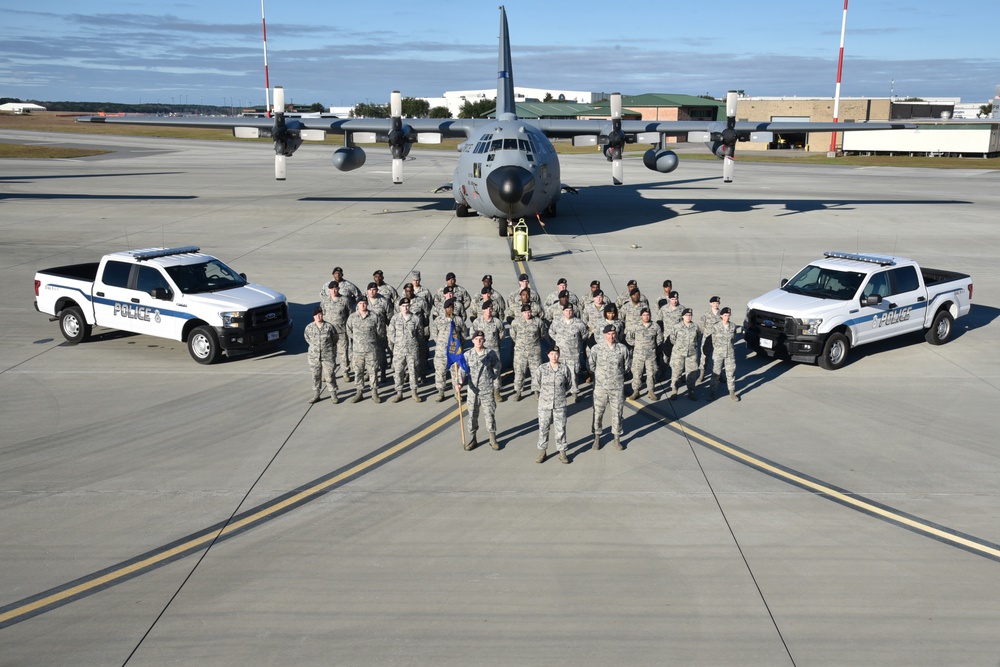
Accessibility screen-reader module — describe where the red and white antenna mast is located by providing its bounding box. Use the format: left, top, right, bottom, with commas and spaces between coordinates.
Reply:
829, 0, 848, 154
261, 0, 271, 117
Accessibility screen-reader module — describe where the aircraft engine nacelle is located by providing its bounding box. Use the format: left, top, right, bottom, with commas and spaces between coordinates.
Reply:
275, 134, 302, 158
332, 146, 367, 172
709, 140, 733, 160
643, 149, 679, 174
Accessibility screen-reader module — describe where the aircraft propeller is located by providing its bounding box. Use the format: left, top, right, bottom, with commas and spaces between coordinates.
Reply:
607, 92, 626, 185
718, 90, 738, 183
387, 91, 407, 184
273, 86, 288, 180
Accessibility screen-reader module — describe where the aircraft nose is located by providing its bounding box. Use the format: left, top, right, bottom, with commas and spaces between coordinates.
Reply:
486, 165, 534, 212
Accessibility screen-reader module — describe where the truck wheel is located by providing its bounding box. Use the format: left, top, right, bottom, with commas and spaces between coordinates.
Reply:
818, 332, 849, 370
188, 326, 220, 364
925, 310, 954, 345
59, 306, 91, 344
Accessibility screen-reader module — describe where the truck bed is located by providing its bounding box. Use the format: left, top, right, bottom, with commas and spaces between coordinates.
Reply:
921, 267, 969, 287
37, 262, 100, 282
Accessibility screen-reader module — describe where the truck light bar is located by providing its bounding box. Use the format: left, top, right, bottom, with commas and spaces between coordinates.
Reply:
131, 246, 202, 261
823, 251, 896, 267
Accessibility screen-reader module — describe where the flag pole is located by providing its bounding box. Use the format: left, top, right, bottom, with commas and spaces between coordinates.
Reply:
452, 362, 466, 448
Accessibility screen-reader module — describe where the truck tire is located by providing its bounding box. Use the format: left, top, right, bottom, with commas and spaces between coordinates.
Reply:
925, 310, 954, 345
59, 306, 91, 344
818, 332, 849, 370
188, 326, 220, 364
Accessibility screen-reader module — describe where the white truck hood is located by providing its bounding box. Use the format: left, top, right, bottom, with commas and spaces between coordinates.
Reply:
183, 283, 286, 309
748, 288, 855, 319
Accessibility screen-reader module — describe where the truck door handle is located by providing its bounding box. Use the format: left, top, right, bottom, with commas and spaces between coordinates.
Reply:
96, 292, 104, 297
131, 298, 140, 303
917, 296, 926, 302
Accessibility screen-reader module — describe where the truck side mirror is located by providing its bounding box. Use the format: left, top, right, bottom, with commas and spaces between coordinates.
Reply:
151, 287, 172, 301
862, 295, 882, 307
780, 278, 788, 287
239, 273, 247, 281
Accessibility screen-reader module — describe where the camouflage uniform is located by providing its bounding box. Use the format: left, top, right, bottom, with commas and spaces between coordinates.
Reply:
458, 347, 502, 441
545, 288, 581, 312
346, 309, 384, 397
435, 282, 472, 314
375, 280, 399, 308
366, 291, 392, 379
548, 315, 588, 398
320, 293, 353, 379
432, 313, 467, 394
532, 360, 574, 452
509, 312, 546, 398
657, 301, 685, 367
668, 320, 700, 398
479, 289, 507, 322
404, 293, 431, 378
545, 299, 581, 323
699, 307, 722, 382
471, 313, 507, 394
709, 319, 740, 400
588, 338, 630, 441
322, 277, 360, 305
601, 316, 625, 344
619, 297, 647, 335
626, 320, 663, 398
616, 289, 649, 312
304, 320, 338, 400
508, 297, 545, 325
388, 311, 423, 399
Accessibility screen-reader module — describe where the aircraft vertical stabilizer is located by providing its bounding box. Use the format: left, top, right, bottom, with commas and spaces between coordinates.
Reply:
496, 6, 516, 119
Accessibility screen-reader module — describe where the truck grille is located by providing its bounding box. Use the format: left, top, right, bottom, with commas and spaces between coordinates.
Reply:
748, 309, 792, 334
246, 303, 288, 330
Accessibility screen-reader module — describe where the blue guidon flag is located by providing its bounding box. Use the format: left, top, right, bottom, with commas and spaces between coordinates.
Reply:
446, 321, 469, 375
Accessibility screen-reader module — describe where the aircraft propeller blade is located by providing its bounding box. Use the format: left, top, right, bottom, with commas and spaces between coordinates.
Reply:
390, 90, 404, 184
275, 154, 287, 180
610, 92, 624, 186
272, 86, 289, 181
722, 90, 737, 183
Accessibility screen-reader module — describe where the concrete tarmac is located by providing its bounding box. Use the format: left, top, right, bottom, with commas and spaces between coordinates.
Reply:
1, 131, 999, 666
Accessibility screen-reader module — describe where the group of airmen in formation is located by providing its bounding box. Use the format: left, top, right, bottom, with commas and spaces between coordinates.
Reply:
303, 267, 741, 464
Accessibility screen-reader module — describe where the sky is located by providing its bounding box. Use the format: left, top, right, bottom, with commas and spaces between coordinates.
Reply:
2, 1, 998, 107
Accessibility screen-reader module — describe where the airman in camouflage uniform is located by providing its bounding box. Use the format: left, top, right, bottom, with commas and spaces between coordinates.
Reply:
544, 278, 581, 312
479, 275, 507, 322
709, 307, 741, 402
588, 324, 630, 451
698, 296, 722, 384
432, 285, 467, 322
508, 274, 540, 317
455, 330, 502, 450
471, 301, 507, 401
616, 279, 649, 311
401, 282, 431, 380
321, 281, 353, 380
532, 346, 574, 464
626, 308, 663, 400
346, 298, 385, 403
601, 304, 625, 343
304, 306, 339, 404
372, 269, 398, 307
409, 270, 435, 314
508, 287, 545, 324
548, 304, 588, 402
619, 288, 648, 335
668, 308, 700, 401
364, 282, 392, 382
322, 266, 361, 306
388, 298, 424, 403
431, 299, 467, 401
655, 279, 674, 310
545, 289, 582, 323
657, 290, 684, 370
509, 303, 546, 400
582, 290, 607, 344
435, 272, 472, 314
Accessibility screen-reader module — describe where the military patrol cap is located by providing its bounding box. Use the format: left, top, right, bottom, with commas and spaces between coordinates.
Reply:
472, 329, 485, 339
550, 345, 560, 354
366, 282, 377, 290
482, 300, 493, 310
521, 304, 532, 312
663, 279, 673, 288
669, 291, 679, 299
446, 271, 456, 280
519, 273, 529, 281
482, 274, 492, 282
313, 305, 324, 316
640, 307, 650, 315
682, 308, 693, 316
327, 280, 339, 289
373, 269, 383, 277
557, 277, 567, 285
399, 297, 410, 306
411, 270, 421, 280
720, 307, 732, 315
709, 296, 721, 303
602, 324, 615, 333
443, 297, 455, 308
559, 289, 569, 298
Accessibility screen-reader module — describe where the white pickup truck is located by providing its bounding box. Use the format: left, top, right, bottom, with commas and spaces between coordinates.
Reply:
745, 251, 973, 370
34, 246, 292, 364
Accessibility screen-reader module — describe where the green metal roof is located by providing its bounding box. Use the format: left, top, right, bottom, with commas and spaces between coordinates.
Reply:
482, 95, 725, 119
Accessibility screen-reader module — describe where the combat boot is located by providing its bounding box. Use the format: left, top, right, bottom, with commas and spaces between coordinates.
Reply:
495, 388, 505, 403
465, 434, 477, 451
330, 390, 340, 405
592, 433, 601, 451
668, 390, 677, 400
558, 449, 570, 464
351, 391, 363, 403
436, 390, 446, 402
730, 389, 740, 402
392, 392, 403, 403
308, 393, 321, 404
629, 389, 640, 400
489, 432, 500, 450
613, 434, 623, 450
708, 389, 716, 401
412, 389, 423, 403
514, 392, 522, 402
688, 391, 697, 401
372, 390, 382, 404
649, 390, 658, 401
572, 393, 580, 404
536, 449, 547, 464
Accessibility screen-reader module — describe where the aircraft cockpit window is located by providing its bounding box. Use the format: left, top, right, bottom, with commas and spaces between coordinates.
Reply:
490, 139, 503, 151
480, 134, 492, 142
503, 138, 518, 150
518, 139, 529, 152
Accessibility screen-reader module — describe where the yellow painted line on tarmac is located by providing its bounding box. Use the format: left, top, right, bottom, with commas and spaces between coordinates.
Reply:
0, 409, 458, 629
628, 398, 1000, 562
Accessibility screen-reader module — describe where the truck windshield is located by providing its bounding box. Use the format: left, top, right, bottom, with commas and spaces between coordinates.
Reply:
165, 260, 247, 294
782, 265, 865, 300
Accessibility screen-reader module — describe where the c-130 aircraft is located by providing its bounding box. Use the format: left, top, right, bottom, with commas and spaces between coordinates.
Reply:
80, 6, 913, 237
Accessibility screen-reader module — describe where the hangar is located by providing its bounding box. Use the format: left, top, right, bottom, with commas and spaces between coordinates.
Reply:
0, 102, 46, 114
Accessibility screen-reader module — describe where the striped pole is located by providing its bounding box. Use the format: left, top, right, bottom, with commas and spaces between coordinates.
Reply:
262, 0, 271, 117
829, 0, 849, 154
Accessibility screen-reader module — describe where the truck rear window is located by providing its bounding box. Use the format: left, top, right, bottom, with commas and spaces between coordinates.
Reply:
102, 261, 132, 288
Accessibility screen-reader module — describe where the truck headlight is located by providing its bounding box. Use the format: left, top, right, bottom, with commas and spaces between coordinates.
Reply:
796, 318, 823, 336
220, 311, 245, 328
